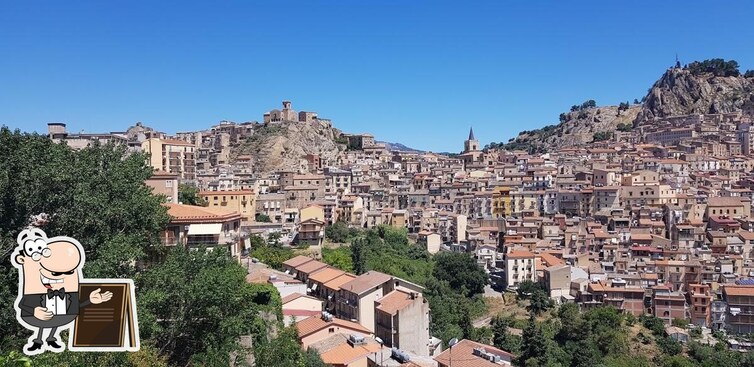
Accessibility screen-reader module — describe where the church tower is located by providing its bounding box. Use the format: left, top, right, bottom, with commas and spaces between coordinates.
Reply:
464, 127, 479, 153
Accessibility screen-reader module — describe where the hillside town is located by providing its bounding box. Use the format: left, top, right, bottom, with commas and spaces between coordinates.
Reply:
43, 99, 754, 365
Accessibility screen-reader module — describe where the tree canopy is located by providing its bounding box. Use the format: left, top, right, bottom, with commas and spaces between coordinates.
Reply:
687, 58, 741, 77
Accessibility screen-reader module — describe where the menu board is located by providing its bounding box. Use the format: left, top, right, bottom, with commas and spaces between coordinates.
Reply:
71, 282, 138, 351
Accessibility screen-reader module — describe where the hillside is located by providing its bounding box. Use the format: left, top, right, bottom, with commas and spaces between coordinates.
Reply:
493, 103, 641, 153
637, 65, 754, 123
499, 59, 754, 152
230, 121, 344, 173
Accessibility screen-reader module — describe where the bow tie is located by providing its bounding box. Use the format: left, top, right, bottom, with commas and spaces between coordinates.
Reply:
47, 288, 66, 300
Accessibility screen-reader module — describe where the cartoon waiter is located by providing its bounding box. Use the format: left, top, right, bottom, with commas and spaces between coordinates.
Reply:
11, 228, 113, 354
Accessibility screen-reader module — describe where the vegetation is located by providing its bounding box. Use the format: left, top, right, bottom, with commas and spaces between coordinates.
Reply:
515, 280, 554, 315
570, 99, 597, 112
321, 225, 489, 344
0, 128, 321, 366
249, 234, 295, 269
321, 246, 353, 272
593, 131, 614, 142
178, 183, 207, 206
255, 213, 272, 222
686, 58, 741, 77
324, 221, 362, 243
745, 70, 754, 78
617, 122, 633, 132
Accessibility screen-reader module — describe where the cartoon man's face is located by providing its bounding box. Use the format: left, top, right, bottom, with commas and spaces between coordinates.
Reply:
14, 235, 82, 295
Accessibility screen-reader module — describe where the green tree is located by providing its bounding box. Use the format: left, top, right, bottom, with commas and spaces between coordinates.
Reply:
433, 252, 488, 297
517, 314, 549, 367
324, 222, 356, 243
526, 290, 553, 315
255, 213, 272, 223
254, 327, 326, 367
250, 245, 295, 269
178, 183, 207, 206
0, 129, 169, 350
322, 247, 354, 272
350, 237, 368, 275
671, 318, 689, 329
491, 314, 520, 353
137, 247, 273, 366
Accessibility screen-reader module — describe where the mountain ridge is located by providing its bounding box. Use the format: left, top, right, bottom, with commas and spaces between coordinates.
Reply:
496, 59, 754, 152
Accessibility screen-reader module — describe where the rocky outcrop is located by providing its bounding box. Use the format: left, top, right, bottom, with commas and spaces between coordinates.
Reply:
500, 105, 641, 152
502, 61, 754, 152
231, 121, 344, 173
637, 67, 754, 123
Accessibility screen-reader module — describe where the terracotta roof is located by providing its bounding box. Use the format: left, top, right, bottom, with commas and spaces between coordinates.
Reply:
434, 339, 514, 367
296, 316, 371, 338
281, 292, 320, 304
539, 253, 564, 267
164, 203, 241, 223
376, 290, 417, 315
308, 267, 346, 284
150, 170, 178, 178
316, 335, 381, 365
283, 255, 315, 269
323, 273, 358, 291
296, 260, 329, 275
724, 285, 754, 297
340, 271, 392, 295
507, 250, 535, 259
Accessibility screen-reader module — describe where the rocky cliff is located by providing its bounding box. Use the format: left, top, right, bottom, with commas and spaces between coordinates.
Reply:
636, 67, 754, 123
231, 121, 344, 173
500, 61, 754, 152
497, 104, 641, 153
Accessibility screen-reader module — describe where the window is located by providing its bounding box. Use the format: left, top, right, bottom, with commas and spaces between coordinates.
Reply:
165, 180, 173, 188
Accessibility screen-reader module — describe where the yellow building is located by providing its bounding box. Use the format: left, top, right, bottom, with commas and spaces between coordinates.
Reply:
141, 138, 196, 180
492, 186, 512, 218
199, 190, 256, 221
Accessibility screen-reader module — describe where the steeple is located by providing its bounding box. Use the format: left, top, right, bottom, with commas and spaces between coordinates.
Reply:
468, 127, 475, 141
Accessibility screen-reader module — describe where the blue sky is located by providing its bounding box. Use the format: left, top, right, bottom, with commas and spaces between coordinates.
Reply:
1, 1, 753, 152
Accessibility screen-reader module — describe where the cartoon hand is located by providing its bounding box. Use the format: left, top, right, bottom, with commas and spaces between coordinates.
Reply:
89, 288, 113, 304
34, 307, 53, 321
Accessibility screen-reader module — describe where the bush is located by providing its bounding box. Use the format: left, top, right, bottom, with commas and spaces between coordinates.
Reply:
592, 131, 613, 142
687, 58, 740, 77
671, 318, 689, 329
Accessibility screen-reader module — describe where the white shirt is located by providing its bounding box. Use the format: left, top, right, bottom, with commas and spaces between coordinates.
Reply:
45, 293, 68, 315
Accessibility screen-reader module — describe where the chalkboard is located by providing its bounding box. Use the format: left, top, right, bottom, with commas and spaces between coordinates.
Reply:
70, 281, 139, 351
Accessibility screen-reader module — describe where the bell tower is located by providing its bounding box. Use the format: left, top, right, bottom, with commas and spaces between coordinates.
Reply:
464, 127, 479, 152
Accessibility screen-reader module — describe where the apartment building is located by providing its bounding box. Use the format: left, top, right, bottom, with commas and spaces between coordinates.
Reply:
142, 138, 197, 180
199, 189, 256, 221
503, 249, 537, 289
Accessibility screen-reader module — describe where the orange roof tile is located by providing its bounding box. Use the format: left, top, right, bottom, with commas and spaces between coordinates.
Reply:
724, 285, 754, 297
308, 267, 346, 284
319, 338, 381, 365
433, 339, 514, 367
283, 255, 315, 268
376, 290, 417, 315
323, 273, 357, 291
296, 316, 371, 338
164, 203, 241, 223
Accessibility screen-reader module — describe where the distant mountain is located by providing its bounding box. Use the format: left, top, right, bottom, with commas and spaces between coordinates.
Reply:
377, 141, 424, 153
494, 59, 754, 152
